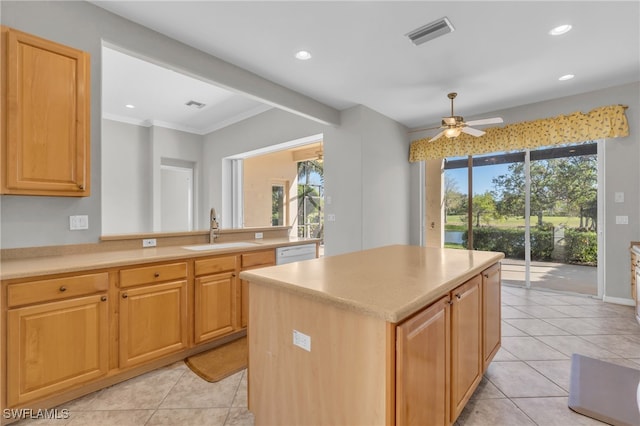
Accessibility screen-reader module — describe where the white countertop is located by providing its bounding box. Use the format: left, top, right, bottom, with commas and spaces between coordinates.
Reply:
0, 238, 318, 280
240, 244, 504, 323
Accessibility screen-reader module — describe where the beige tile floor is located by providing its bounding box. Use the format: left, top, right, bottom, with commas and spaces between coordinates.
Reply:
15, 284, 640, 426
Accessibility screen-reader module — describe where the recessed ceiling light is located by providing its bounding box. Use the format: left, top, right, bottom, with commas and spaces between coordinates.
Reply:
295, 50, 312, 60
125, 104, 135, 109
559, 74, 575, 81
549, 24, 572, 36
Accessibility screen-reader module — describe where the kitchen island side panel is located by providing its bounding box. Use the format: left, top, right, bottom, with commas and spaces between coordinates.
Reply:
248, 283, 389, 426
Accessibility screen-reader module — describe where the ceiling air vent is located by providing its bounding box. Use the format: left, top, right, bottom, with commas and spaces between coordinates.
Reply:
406, 17, 455, 46
185, 100, 206, 109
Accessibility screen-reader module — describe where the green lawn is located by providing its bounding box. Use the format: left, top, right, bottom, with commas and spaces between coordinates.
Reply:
445, 215, 582, 230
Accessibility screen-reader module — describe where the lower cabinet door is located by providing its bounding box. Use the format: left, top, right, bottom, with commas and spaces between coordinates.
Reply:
119, 281, 188, 368
396, 295, 450, 426
7, 294, 109, 406
194, 272, 236, 343
240, 279, 248, 329
450, 275, 482, 422
483, 263, 502, 369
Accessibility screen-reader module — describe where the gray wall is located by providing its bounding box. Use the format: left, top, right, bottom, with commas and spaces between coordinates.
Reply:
102, 119, 151, 234
202, 106, 414, 256
1, 1, 638, 304
0, 0, 338, 248
425, 82, 640, 302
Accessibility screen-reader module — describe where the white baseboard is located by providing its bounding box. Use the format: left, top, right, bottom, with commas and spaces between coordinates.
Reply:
602, 295, 635, 306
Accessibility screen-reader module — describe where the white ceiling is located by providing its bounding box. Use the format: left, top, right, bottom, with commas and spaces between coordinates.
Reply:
95, 1, 640, 134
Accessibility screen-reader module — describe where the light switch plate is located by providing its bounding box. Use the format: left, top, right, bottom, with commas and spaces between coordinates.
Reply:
255, 232, 263, 239
614, 192, 625, 203
615, 215, 629, 225
69, 215, 89, 230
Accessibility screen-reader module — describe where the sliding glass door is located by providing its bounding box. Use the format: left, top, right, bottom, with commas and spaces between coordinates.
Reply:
444, 142, 598, 296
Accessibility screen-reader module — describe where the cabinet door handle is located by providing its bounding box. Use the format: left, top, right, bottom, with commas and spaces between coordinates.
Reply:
456, 293, 461, 299
154, 272, 160, 278
59, 286, 67, 292
232, 273, 236, 277
78, 184, 85, 190
122, 293, 128, 299
447, 300, 454, 305
101, 296, 107, 302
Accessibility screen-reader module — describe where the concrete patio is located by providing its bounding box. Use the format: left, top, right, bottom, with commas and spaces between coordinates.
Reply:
501, 258, 598, 296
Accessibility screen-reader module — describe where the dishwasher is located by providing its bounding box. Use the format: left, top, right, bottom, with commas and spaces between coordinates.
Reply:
276, 243, 317, 265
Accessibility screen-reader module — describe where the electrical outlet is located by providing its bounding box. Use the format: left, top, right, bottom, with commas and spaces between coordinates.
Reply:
327, 213, 336, 222
293, 330, 311, 352
69, 215, 89, 230
255, 232, 264, 239
142, 238, 157, 247
615, 192, 625, 203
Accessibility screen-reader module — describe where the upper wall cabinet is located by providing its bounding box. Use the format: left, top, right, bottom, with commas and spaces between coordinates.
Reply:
1, 26, 90, 197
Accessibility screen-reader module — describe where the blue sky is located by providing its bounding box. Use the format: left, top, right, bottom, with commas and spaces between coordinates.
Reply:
445, 163, 511, 195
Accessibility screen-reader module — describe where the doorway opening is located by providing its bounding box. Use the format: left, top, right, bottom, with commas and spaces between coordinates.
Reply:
444, 142, 599, 296
224, 134, 324, 249
160, 160, 195, 232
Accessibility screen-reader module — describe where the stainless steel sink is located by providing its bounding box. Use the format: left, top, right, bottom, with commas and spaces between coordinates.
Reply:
182, 242, 260, 251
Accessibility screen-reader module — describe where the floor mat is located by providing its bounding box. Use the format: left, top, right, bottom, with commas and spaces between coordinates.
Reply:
185, 337, 247, 382
568, 353, 640, 426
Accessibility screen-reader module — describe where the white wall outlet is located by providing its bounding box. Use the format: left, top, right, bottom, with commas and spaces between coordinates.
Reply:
293, 329, 311, 352
615, 216, 629, 225
69, 215, 89, 230
142, 238, 157, 247
614, 192, 625, 203
327, 213, 336, 222
326, 195, 332, 205
255, 232, 264, 239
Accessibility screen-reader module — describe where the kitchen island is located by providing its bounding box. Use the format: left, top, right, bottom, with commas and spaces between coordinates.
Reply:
240, 244, 504, 426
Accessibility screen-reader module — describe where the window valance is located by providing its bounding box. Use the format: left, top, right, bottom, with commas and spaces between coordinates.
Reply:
409, 105, 629, 162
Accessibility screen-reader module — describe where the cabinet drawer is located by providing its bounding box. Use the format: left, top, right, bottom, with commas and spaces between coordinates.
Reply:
120, 262, 187, 288
242, 250, 275, 268
195, 255, 237, 277
7, 273, 108, 307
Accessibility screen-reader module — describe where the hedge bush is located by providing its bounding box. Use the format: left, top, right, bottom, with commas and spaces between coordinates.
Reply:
564, 229, 597, 265
462, 226, 554, 261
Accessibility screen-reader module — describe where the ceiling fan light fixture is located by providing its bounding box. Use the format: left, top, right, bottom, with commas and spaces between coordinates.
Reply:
406, 17, 455, 46
444, 127, 461, 138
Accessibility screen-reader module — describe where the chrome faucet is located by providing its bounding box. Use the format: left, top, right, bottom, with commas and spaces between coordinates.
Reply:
210, 208, 220, 243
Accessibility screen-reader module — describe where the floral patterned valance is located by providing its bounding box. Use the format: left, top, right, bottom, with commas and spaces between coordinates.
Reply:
409, 105, 629, 162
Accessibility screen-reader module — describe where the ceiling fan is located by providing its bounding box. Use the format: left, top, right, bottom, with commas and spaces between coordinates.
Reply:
411, 92, 503, 141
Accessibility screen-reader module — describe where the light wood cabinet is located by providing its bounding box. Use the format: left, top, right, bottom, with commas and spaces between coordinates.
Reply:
248, 260, 501, 426
6, 281, 108, 406
482, 263, 501, 369
450, 275, 482, 421
396, 272, 489, 425
119, 280, 188, 368
194, 255, 238, 344
1, 243, 314, 414
1, 26, 90, 196
240, 250, 276, 328
396, 295, 450, 426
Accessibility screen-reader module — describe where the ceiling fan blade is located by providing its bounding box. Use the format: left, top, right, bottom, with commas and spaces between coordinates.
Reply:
465, 117, 503, 126
408, 125, 443, 134
461, 126, 485, 137
429, 130, 446, 142
442, 116, 457, 126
